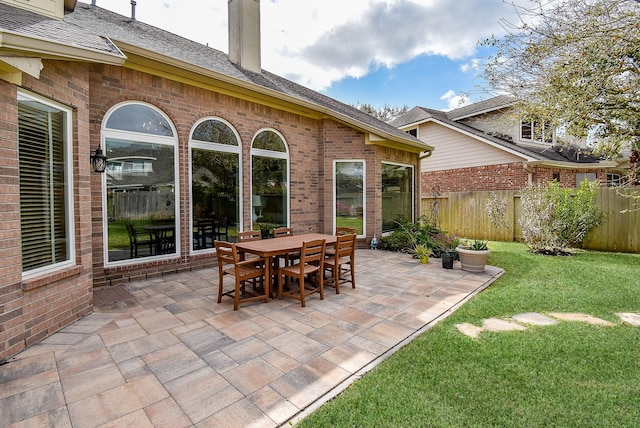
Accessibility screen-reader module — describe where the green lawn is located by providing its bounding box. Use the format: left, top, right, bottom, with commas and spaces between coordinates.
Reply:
298, 242, 640, 427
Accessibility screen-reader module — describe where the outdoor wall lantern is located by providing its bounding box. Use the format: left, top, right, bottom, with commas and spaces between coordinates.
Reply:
90, 145, 108, 173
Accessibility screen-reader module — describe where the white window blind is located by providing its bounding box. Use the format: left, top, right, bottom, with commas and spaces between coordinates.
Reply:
18, 98, 70, 272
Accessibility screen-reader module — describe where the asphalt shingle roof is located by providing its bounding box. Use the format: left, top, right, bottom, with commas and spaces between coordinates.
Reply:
391, 97, 604, 164
0, 3, 122, 57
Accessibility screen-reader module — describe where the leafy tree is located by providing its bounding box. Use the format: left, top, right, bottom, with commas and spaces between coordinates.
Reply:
354, 103, 409, 123
479, 0, 640, 184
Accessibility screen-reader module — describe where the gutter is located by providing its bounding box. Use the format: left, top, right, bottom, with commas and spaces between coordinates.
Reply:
0, 30, 126, 65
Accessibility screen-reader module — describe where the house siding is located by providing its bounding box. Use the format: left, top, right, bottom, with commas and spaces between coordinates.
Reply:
0, 61, 94, 361
419, 122, 524, 173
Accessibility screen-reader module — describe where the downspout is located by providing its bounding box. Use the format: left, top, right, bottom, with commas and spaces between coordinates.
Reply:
417, 149, 433, 221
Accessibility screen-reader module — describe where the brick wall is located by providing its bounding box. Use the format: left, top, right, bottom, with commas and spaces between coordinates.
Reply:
0, 61, 94, 361
422, 161, 612, 194
422, 162, 529, 194
88, 65, 348, 286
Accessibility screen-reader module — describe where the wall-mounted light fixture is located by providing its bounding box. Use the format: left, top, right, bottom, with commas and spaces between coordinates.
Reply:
90, 145, 108, 173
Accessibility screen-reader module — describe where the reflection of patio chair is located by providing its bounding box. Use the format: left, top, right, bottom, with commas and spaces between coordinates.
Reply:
214, 218, 230, 242
193, 219, 214, 250
126, 223, 153, 258
155, 228, 176, 254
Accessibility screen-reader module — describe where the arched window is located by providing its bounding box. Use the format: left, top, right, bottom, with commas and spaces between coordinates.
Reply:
102, 102, 179, 264
190, 118, 241, 250
251, 130, 289, 231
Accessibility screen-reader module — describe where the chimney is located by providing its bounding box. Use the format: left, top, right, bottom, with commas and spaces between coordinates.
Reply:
228, 0, 261, 73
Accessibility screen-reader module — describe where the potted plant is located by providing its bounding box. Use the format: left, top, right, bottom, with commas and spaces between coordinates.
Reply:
456, 239, 490, 272
413, 244, 431, 264
432, 232, 460, 269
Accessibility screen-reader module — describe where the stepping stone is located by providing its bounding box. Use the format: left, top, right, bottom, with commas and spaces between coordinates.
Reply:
616, 313, 640, 327
548, 312, 614, 326
456, 323, 484, 338
512, 312, 559, 326
482, 318, 527, 332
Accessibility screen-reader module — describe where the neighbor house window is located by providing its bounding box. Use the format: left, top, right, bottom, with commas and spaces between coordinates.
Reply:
251, 130, 289, 231
382, 162, 414, 232
606, 173, 621, 187
103, 102, 178, 263
576, 172, 597, 185
521, 121, 553, 143
334, 160, 365, 236
18, 92, 74, 276
190, 118, 241, 250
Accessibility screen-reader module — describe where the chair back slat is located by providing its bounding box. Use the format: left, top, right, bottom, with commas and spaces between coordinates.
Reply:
335, 233, 356, 258
273, 227, 294, 238
300, 238, 326, 266
214, 240, 239, 266
336, 226, 356, 236
238, 230, 262, 242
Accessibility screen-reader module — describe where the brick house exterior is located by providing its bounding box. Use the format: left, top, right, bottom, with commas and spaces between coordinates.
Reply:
391, 96, 628, 195
0, 1, 432, 360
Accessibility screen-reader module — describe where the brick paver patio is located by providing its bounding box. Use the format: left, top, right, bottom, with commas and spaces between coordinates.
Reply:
0, 250, 503, 427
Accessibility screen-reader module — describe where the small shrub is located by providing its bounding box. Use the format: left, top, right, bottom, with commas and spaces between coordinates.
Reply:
519, 180, 606, 254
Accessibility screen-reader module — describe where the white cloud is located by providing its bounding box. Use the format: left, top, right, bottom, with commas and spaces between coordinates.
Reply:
98, 0, 526, 92
440, 90, 469, 111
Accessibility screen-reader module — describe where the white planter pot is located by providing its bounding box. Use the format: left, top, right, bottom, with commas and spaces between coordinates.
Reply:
456, 246, 490, 272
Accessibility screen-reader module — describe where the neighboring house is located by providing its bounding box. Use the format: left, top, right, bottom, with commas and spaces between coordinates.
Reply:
0, 0, 432, 360
391, 95, 627, 195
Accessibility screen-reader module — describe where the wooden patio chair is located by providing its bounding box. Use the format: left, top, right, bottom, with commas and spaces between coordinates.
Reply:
214, 240, 269, 310
272, 227, 299, 266
327, 226, 357, 256
278, 238, 326, 307
324, 233, 356, 294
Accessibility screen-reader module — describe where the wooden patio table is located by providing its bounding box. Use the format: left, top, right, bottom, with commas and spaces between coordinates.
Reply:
235, 233, 337, 295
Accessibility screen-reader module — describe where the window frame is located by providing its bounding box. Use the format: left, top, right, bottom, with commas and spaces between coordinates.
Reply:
189, 117, 243, 253
520, 120, 554, 144
101, 101, 180, 266
333, 159, 366, 238
18, 91, 76, 279
250, 128, 290, 230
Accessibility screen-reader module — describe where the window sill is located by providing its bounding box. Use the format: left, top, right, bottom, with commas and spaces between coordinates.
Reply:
22, 265, 83, 291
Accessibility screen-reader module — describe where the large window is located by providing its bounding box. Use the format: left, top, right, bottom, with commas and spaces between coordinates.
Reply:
103, 103, 178, 263
251, 130, 289, 233
382, 162, 414, 232
190, 118, 241, 250
334, 160, 365, 236
18, 92, 74, 276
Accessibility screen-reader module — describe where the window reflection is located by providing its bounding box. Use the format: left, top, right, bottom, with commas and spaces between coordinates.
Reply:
251, 130, 289, 236
335, 161, 364, 235
382, 163, 413, 232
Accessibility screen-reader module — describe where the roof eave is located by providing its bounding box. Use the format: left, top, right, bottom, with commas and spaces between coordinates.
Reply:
525, 160, 622, 170
0, 30, 126, 65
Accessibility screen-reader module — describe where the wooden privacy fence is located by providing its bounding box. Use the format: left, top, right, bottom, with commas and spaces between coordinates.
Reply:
422, 187, 639, 254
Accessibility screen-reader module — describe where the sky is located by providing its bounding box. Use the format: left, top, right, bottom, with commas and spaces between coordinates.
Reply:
97, 0, 526, 111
